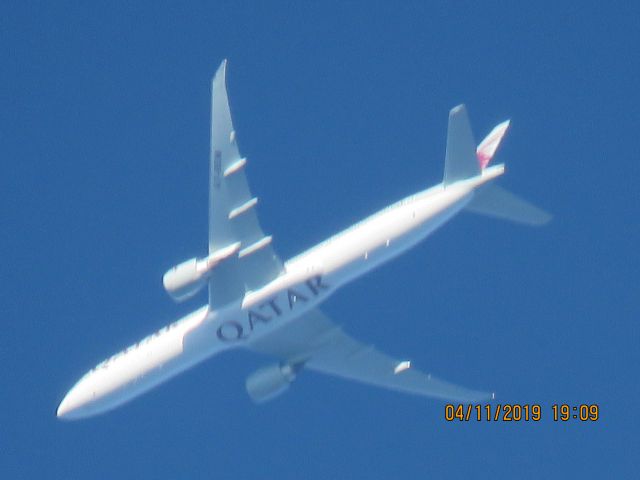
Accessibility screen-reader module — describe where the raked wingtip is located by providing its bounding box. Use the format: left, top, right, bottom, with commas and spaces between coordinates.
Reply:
213, 59, 228, 83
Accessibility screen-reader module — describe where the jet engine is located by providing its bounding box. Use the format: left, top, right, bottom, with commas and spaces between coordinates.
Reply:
245, 363, 300, 404
163, 242, 241, 302
162, 258, 208, 302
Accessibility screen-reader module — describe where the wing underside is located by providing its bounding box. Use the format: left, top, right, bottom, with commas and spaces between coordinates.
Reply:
248, 309, 491, 403
208, 60, 283, 307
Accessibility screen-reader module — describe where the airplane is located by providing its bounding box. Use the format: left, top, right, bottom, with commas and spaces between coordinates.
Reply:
56, 60, 550, 420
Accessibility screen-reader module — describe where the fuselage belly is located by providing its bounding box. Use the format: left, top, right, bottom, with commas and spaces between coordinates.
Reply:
57, 169, 500, 419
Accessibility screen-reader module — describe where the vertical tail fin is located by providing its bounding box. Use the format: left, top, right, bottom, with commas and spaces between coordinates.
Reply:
443, 105, 480, 186
442, 109, 551, 226
476, 120, 510, 169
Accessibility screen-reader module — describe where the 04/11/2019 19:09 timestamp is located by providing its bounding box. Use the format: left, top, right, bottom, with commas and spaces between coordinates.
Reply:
444, 404, 600, 422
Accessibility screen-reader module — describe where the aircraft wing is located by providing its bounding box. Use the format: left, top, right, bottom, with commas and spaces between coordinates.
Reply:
208, 60, 283, 307
248, 309, 492, 403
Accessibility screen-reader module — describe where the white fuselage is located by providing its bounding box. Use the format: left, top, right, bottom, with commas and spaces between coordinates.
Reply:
56, 166, 504, 419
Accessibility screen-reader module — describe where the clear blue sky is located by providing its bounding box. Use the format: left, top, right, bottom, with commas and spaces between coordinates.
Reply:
1, 2, 638, 478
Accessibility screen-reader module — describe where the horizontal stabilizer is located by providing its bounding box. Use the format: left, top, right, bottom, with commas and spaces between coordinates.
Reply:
444, 105, 480, 186
467, 185, 552, 226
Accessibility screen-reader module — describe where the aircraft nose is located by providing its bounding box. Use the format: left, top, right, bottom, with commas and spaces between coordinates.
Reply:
57, 389, 81, 419
56, 397, 70, 419
57, 381, 93, 420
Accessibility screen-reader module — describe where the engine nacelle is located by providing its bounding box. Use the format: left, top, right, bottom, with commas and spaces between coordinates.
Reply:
162, 257, 208, 302
163, 242, 241, 303
245, 363, 299, 404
